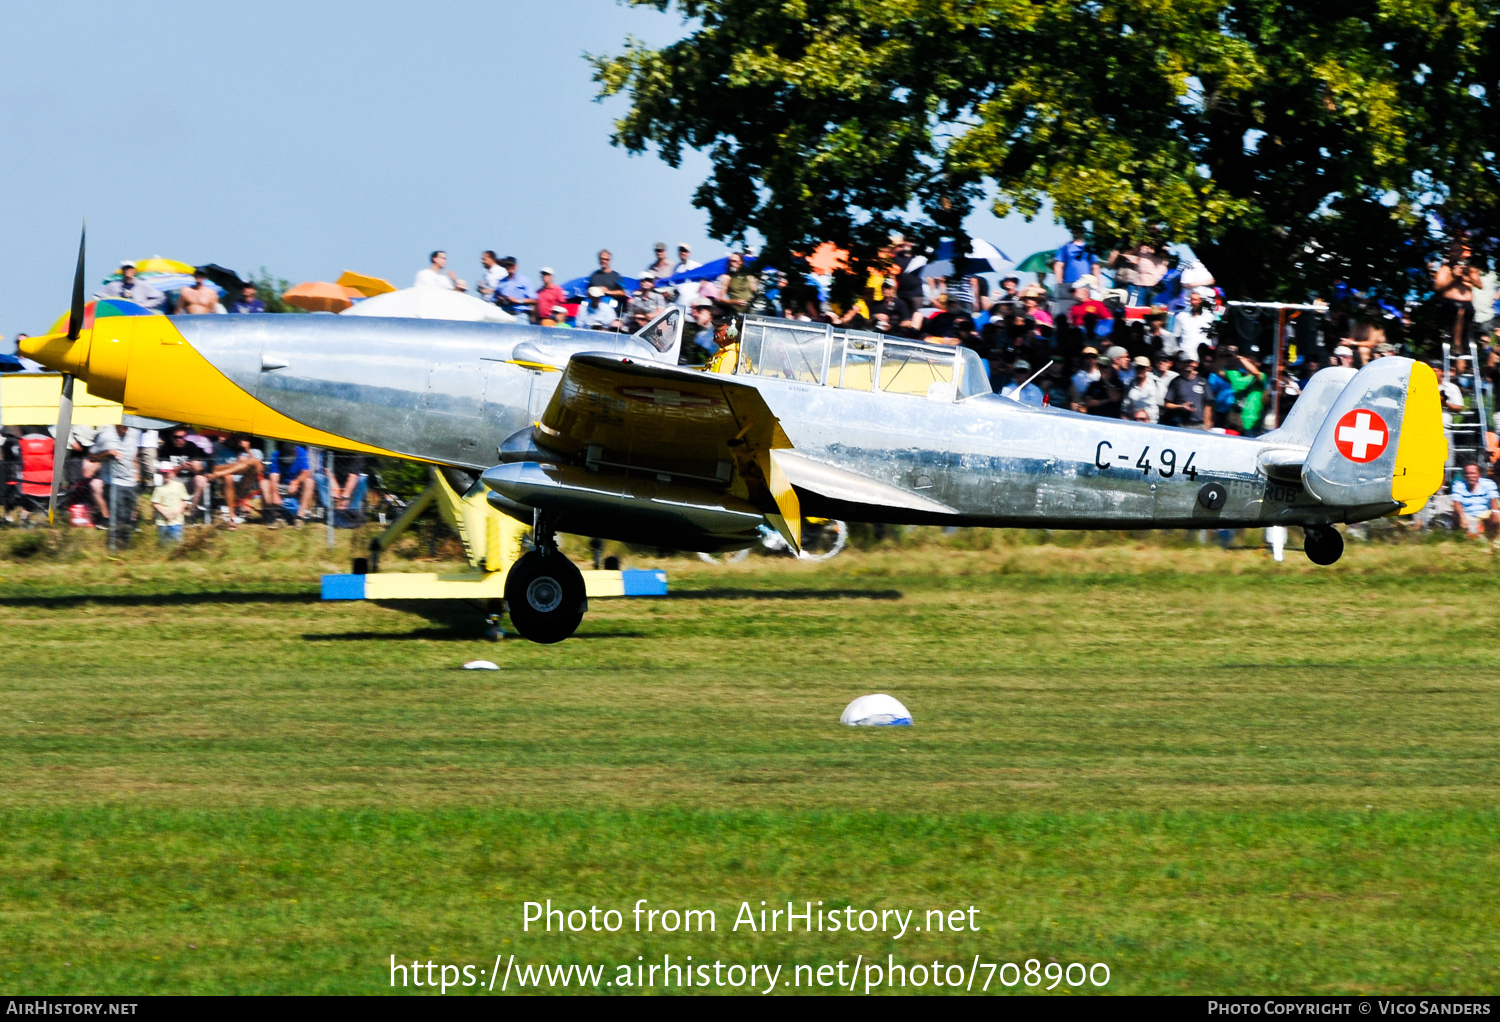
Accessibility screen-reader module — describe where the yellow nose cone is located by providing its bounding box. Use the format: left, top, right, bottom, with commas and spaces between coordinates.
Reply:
18, 329, 92, 376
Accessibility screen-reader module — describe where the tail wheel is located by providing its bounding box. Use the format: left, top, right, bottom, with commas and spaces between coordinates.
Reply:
798, 519, 848, 562
1303, 525, 1344, 566
504, 551, 587, 644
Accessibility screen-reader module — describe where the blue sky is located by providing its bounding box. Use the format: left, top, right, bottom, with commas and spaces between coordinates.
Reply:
0, 0, 1062, 339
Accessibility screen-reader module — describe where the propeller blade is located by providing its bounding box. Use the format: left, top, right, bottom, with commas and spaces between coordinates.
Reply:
47, 374, 75, 525
67, 222, 87, 341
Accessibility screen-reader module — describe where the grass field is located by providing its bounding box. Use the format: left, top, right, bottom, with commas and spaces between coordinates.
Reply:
1, 525, 1498, 995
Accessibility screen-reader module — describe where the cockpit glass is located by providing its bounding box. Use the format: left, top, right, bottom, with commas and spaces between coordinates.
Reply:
636, 306, 682, 353
738, 319, 829, 383
732, 315, 990, 402
955, 348, 993, 399
878, 342, 956, 398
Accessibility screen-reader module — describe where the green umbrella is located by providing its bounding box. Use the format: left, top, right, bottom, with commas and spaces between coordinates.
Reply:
1014, 249, 1055, 274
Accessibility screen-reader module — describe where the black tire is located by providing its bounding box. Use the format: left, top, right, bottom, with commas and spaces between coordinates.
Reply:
1303, 525, 1344, 566
504, 551, 587, 644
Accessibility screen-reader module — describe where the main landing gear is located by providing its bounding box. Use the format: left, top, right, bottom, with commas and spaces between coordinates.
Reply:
1303, 525, 1344, 566
503, 513, 587, 644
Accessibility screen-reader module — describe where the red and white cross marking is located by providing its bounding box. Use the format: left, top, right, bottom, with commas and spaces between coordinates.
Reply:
1333, 409, 1390, 463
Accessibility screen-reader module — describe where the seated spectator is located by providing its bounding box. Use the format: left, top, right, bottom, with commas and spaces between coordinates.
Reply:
576, 291, 622, 330
835, 287, 877, 330
228, 282, 265, 314
94, 261, 165, 311
1145, 310, 1176, 356
179, 268, 220, 315
1450, 462, 1500, 541
680, 300, 719, 365
151, 462, 189, 544
319, 454, 369, 526
209, 435, 264, 528
1120, 355, 1164, 422
265, 443, 315, 525
541, 303, 571, 328
992, 276, 1022, 315
1069, 347, 1101, 411
628, 275, 667, 320
1019, 286, 1053, 327
534, 268, 565, 325
157, 427, 211, 517
1439, 364, 1466, 426
1000, 359, 1045, 407
919, 294, 963, 341
1067, 278, 1113, 333
1083, 360, 1124, 417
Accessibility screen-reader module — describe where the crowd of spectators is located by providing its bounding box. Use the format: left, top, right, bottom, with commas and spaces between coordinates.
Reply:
4, 231, 1498, 542
1, 422, 375, 545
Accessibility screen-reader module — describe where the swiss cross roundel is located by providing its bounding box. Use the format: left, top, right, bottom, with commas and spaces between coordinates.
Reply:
1333, 409, 1390, 463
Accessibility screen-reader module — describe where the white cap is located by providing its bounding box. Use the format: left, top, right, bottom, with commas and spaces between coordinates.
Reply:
539, 266, 554, 275
678, 242, 692, 251
1194, 286, 1216, 298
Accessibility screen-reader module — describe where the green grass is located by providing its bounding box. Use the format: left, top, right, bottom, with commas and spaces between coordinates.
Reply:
1, 527, 1498, 994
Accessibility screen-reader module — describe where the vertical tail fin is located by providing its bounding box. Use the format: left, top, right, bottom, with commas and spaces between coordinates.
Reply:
1301, 357, 1446, 515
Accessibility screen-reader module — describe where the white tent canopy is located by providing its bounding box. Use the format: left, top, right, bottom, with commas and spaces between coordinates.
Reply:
340, 287, 516, 322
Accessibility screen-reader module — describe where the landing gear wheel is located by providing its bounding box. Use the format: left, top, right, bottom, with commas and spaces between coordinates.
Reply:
504, 550, 587, 644
797, 520, 848, 562
1303, 525, 1344, 566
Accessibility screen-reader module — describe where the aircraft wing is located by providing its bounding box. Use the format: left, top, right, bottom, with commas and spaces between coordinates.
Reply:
533, 354, 803, 549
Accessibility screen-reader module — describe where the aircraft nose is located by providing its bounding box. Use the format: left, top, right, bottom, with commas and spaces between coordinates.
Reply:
18, 330, 91, 376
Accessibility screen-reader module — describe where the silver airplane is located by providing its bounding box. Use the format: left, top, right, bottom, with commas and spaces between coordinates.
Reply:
22, 236, 1447, 642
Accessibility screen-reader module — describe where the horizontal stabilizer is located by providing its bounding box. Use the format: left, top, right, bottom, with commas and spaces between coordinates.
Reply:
1256, 448, 1305, 483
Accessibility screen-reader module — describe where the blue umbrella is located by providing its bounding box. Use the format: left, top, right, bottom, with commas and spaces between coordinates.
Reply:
560, 275, 641, 300
661, 256, 730, 285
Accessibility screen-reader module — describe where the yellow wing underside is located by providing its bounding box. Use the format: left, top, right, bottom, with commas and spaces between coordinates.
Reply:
536, 355, 801, 550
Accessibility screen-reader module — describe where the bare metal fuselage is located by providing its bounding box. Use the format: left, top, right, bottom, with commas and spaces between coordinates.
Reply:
165, 316, 1350, 532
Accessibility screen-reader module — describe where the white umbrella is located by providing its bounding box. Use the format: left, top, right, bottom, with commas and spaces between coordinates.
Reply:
921, 238, 1013, 278
340, 287, 517, 323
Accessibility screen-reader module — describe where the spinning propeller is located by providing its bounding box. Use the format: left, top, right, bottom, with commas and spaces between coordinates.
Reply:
49, 224, 86, 525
